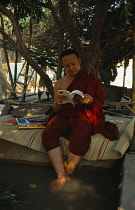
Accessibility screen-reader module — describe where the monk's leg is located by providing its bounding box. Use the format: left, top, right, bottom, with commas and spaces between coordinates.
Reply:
66, 117, 93, 175
47, 146, 71, 192
66, 151, 82, 175
42, 116, 72, 192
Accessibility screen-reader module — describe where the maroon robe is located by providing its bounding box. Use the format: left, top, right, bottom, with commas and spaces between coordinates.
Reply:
42, 69, 119, 156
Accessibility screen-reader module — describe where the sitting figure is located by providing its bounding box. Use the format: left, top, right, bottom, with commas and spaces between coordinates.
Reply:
42, 49, 119, 192
38, 77, 50, 101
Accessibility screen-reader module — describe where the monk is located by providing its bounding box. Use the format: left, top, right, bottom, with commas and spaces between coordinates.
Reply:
42, 49, 119, 192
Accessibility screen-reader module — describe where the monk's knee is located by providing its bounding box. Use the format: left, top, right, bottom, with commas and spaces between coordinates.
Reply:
69, 142, 90, 156
42, 128, 60, 152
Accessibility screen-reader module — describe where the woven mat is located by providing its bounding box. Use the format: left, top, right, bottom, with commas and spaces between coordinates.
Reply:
60, 119, 135, 160
0, 117, 134, 161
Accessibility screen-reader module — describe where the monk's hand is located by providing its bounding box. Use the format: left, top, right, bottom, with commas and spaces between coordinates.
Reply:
80, 94, 93, 104
55, 94, 68, 104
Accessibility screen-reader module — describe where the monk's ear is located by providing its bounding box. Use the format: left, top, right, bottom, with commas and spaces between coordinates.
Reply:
78, 58, 81, 65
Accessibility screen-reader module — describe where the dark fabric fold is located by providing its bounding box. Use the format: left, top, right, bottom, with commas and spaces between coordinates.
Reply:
60, 69, 105, 134
42, 69, 119, 155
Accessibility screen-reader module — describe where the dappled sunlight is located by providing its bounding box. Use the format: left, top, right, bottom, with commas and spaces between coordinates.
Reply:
11, 129, 20, 134
6, 89, 11, 93
0, 153, 5, 158
18, 108, 27, 112
0, 128, 19, 136
0, 130, 4, 135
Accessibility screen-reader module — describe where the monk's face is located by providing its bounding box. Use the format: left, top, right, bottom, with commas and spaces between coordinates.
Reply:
61, 54, 81, 77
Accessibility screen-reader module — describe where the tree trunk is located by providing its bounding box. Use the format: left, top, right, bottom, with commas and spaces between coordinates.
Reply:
59, 0, 83, 56
57, 22, 64, 80
0, 14, 14, 87
14, 50, 18, 87
81, 0, 113, 72
132, 17, 135, 110
22, 5, 33, 101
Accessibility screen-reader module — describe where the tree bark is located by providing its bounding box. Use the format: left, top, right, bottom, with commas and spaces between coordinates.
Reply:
100, 29, 133, 65
57, 22, 64, 80
14, 50, 18, 88
47, 0, 64, 79
39, 0, 64, 79
82, 0, 114, 72
0, 14, 14, 87
59, 0, 114, 73
59, 0, 83, 56
132, 17, 135, 110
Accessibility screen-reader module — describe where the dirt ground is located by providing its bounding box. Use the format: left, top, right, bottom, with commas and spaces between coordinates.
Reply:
0, 159, 122, 210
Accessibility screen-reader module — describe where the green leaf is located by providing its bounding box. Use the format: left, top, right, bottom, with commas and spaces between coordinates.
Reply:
28, 184, 37, 189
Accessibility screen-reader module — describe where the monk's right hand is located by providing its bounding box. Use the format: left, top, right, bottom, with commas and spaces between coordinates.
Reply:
55, 95, 68, 104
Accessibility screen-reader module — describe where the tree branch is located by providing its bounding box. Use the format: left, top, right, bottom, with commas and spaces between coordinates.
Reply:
0, 3, 25, 51
82, 0, 115, 71
59, 0, 83, 56
101, 29, 133, 62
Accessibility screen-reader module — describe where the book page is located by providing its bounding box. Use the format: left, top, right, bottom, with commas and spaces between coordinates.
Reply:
58, 90, 74, 105
70, 90, 84, 99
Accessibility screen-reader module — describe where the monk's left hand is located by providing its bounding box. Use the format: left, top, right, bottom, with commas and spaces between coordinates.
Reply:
79, 94, 93, 104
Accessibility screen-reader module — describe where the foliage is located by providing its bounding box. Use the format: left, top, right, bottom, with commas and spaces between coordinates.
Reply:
0, 0, 134, 87
1, 0, 46, 21
31, 0, 134, 72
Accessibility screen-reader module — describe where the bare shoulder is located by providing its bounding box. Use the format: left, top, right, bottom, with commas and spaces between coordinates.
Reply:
55, 77, 65, 85
54, 76, 69, 90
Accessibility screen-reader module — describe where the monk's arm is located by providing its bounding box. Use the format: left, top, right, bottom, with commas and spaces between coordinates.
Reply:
92, 76, 104, 108
80, 94, 93, 104
53, 82, 62, 112
82, 75, 104, 108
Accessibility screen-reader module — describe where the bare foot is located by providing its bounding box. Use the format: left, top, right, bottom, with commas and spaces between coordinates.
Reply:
63, 160, 68, 169
50, 176, 71, 192
66, 162, 78, 175
63, 160, 76, 175
66, 153, 82, 175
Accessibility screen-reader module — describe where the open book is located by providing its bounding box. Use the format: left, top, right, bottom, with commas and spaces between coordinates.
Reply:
16, 117, 45, 129
58, 90, 84, 106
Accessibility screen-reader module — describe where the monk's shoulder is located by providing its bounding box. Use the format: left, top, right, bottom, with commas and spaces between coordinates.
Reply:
86, 74, 102, 89
88, 73, 96, 78
54, 77, 66, 89
88, 73, 100, 81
